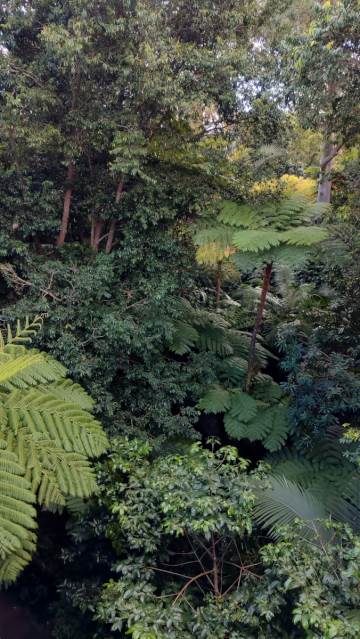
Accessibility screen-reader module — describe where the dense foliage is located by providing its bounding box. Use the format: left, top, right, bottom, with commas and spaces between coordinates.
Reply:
0, 0, 360, 637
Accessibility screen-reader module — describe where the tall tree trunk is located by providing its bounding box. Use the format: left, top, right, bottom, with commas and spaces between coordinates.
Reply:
105, 219, 116, 255
215, 262, 222, 310
92, 219, 104, 253
245, 262, 273, 392
57, 161, 75, 246
105, 180, 123, 255
90, 217, 95, 248
317, 138, 335, 203
211, 535, 220, 597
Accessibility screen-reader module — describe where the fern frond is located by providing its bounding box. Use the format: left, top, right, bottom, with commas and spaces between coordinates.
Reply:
197, 386, 231, 414
194, 225, 236, 266
197, 325, 233, 356
281, 226, 329, 246
270, 244, 311, 268
231, 250, 269, 272
216, 356, 248, 385
227, 391, 258, 422
253, 378, 282, 402
0, 345, 66, 390
262, 404, 290, 452
218, 201, 258, 228
232, 229, 282, 253
0, 320, 108, 583
224, 402, 290, 452
0, 534, 37, 583
4, 388, 108, 458
168, 322, 200, 355
45, 380, 95, 411
193, 226, 234, 248
0, 316, 44, 351
0, 441, 37, 580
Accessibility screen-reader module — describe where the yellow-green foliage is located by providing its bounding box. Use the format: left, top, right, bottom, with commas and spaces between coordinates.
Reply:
0, 317, 108, 583
193, 190, 329, 272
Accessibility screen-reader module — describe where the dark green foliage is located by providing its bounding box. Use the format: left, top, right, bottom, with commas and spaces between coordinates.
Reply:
279, 323, 360, 445
1, 0, 360, 636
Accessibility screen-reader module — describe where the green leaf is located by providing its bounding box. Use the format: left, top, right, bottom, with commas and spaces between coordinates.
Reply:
270, 244, 311, 268
232, 229, 282, 253
169, 322, 199, 355
262, 404, 290, 452
281, 226, 329, 247
253, 476, 327, 539
197, 386, 231, 414
228, 391, 258, 422
218, 201, 257, 228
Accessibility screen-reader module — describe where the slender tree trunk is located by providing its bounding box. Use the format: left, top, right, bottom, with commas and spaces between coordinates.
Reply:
211, 535, 220, 597
90, 217, 95, 247
245, 262, 273, 392
105, 219, 116, 255
317, 138, 335, 203
105, 180, 123, 255
92, 219, 104, 253
215, 262, 222, 310
57, 161, 75, 246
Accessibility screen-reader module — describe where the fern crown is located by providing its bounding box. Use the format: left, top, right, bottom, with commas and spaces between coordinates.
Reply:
194, 195, 329, 268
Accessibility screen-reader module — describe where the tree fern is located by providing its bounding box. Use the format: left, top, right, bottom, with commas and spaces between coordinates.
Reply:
193, 191, 329, 390
0, 319, 108, 582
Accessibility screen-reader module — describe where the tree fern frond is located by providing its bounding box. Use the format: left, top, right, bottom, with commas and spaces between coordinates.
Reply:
0, 534, 37, 583
231, 250, 269, 272
0, 320, 108, 583
252, 378, 282, 402
193, 225, 234, 248
224, 402, 290, 452
232, 229, 282, 253
196, 243, 236, 265
262, 404, 290, 452
218, 201, 258, 228
168, 322, 200, 355
4, 389, 108, 458
269, 244, 311, 268
227, 391, 258, 422
216, 356, 248, 384
45, 380, 95, 411
197, 325, 233, 356
0, 316, 44, 350
281, 226, 329, 246
0, 345, 66, 390
197, 386, 231, 414
0, 441, 37, 579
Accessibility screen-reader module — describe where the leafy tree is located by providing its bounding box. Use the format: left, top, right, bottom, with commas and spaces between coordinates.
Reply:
91, 440, 360, 639
0, 0, 277, 250
261, 521, 360, 639
287, 0, 360, 202
95, 439, 283, 639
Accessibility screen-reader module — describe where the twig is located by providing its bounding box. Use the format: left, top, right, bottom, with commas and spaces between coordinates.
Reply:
172, 570, 213, 606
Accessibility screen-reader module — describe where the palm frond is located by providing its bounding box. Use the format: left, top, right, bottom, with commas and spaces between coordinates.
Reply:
253, 476, 327, 540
